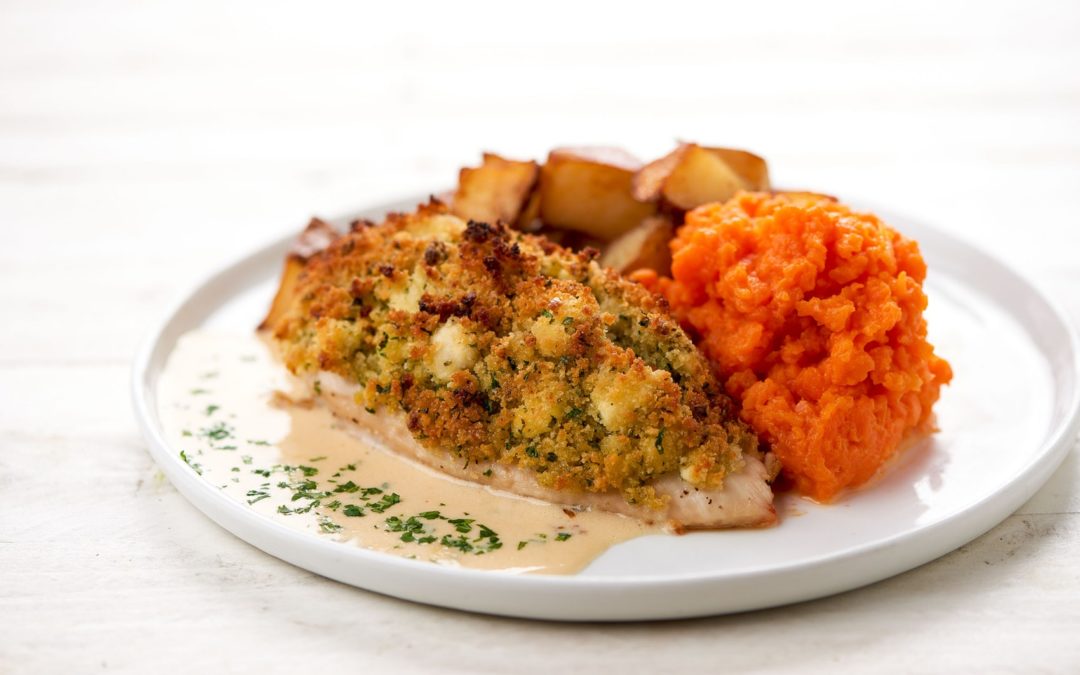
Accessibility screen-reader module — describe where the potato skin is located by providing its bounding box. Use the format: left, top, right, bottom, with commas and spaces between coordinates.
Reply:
451, 153, 539, 227
538, 147, 657, 241
633, 143, 771, 211
599, 215, 674, 276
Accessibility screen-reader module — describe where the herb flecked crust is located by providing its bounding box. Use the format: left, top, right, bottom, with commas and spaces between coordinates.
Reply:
265, 201, 761, 508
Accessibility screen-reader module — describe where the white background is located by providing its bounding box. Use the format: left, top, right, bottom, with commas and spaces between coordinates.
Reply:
2, 0, 1078, 672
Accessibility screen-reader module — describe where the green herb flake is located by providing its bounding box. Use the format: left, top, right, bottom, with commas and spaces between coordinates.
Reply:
556, 532, 572, 542
334, 480, 359, 493
368, 493, 401, 513
179, 450, 202, 475
200, 422, 232, 442
319, 518, 342, 533
246, 488, 270, 505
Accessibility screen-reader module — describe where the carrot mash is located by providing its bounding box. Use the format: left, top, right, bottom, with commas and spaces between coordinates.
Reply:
643, 192, 952, 501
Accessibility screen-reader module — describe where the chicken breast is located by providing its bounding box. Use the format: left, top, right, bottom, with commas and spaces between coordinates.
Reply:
261, 201, 776, 528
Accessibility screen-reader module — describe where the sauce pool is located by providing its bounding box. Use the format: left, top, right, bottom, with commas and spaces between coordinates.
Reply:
157, 331, 658, 574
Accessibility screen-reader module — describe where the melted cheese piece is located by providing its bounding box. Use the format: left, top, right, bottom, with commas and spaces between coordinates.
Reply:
157, 330, 657, 574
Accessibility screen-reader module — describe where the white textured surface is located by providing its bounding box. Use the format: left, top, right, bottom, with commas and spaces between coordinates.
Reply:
1, 0, 1078, 672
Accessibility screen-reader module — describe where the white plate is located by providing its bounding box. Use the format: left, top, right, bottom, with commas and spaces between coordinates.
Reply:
132, 197, 1080, 621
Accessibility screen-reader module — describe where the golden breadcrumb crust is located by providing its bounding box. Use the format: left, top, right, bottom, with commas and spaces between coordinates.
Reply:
265, 201, 760, 507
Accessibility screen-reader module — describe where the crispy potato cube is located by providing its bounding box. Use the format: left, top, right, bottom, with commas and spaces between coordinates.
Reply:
710, 147, 770, 191
516, 187, 542, 230
259, 218, 337, 331
260, 256, 305, 331
451, 153, 539, 226
660, 144, 745, 210
631, 147, 684, 203
599, 215, 675, 276
633, 144, 771, 211
539, 147, 656, 241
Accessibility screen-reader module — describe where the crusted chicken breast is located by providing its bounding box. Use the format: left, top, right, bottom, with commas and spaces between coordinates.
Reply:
261, 201, 776, 529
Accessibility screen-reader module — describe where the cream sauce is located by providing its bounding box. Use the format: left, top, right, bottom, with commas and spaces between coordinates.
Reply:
157, 331, 658, 574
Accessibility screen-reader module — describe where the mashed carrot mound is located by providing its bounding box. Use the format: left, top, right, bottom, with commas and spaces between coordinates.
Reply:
649, 192, 952, 501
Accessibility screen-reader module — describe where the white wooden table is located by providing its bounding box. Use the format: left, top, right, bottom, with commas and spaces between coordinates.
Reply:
3, 1, 1079, 672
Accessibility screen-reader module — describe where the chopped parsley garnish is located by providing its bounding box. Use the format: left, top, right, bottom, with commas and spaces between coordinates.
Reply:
333, 480, 361, 493
200, 422, 232, 442
246, 487, 271, 504
555, 532, 572, 542
368, 493, 401, 513
204, 404, 220, 416
381, 511, 501, 554
179, 450, 202, 475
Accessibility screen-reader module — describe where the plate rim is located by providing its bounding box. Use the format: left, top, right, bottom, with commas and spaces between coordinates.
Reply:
131, 196, 1080, 620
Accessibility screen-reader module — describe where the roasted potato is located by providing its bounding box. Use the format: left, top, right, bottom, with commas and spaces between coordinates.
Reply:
516, 187, 542, 230
599, 215, 675, 275
633, 144, 771, 211
451, 153, 539, 226
260, 218, 338, 330
710, 147, 770, 191
538, 147, 656, 241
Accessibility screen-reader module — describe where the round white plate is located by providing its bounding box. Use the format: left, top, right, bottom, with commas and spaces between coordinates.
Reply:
132, 197, 1080, 621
